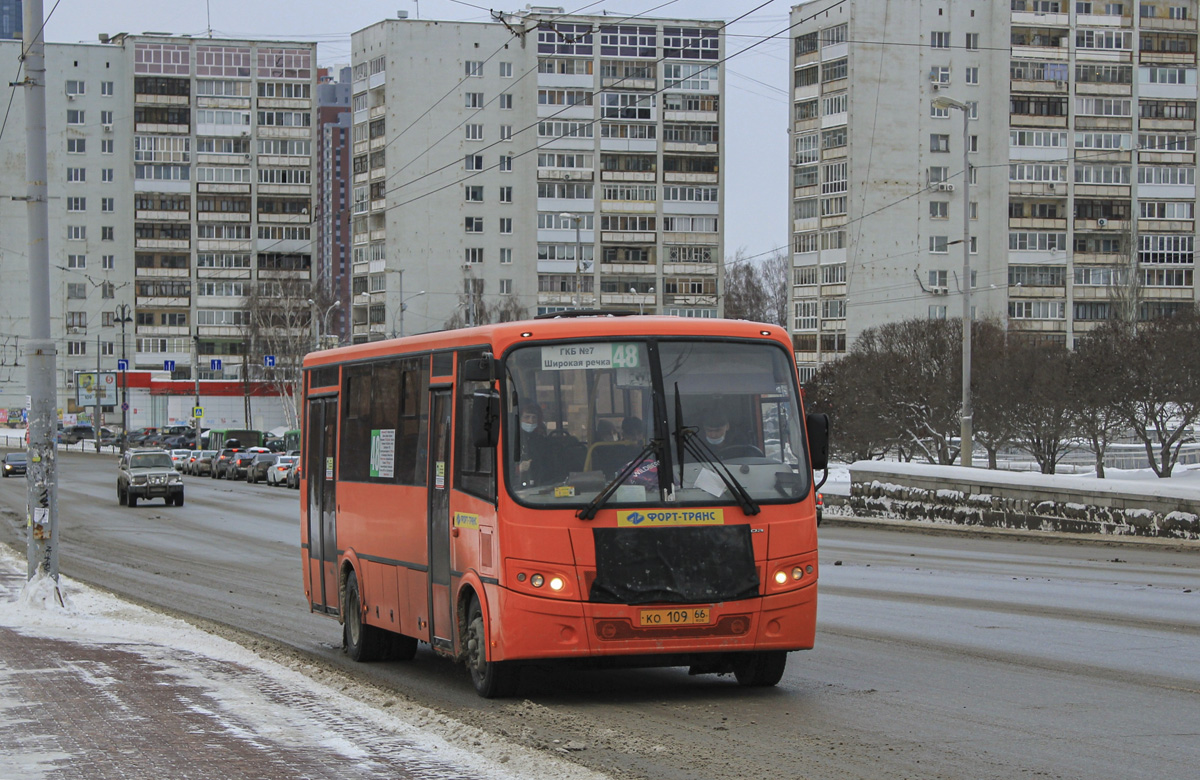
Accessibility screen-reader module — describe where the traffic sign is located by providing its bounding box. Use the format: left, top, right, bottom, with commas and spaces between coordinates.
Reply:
164, 360, 176, 372
121, 403, 129, 411
117, 359, 129, 371
193, 406, 204, 419
210, 358, 223, 371
264, 355, 276, 368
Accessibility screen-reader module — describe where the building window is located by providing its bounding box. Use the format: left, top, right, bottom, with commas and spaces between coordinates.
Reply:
101, 139, 113, 154
67, 341, 87, 356
930, 134, 950, 152
465, 185, 483, 202
928, 166, 949, 183
102, 226, 114, 241
931, 31, 950, 49
67, 225, 86, 241
67, 254, 86, 269
465, 217, 483, 233
929, 305, 947, 320
929, 236, 949, 253
465, 60, 484, 77
499, 186, 513, 203
67, 283, 86, 299
102, 255, 114, 270
499, 279, 512, 295
500, 62, 513, 77
965, 67, 979, 85
67, 109, 85, 125
499, 125, 512, 141
67, 167, 86, 183
66, 197, 86, 212
67, 138, 85, 154
965, 33, 979, 50
102, 197, 114, 213
499, 155, 512, 172
101, 282, 115, 299
500, 248, 512, 264
499, 93, 512, 109
102, 169, 114, 183
465, 92, 484, 108
499, 218, 513, 234
100, 110, 113, 125
465, 154, 483, 170
465, 124, 484, 141
930, 201, 948, 219
465, 247, 484, 264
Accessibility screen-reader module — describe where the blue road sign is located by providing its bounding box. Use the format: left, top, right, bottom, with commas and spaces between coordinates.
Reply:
164, 360, 176, 372
264, 355, 276, 368
121, 402, 129, 411
117, 359, 129, 371
211, 359, 223, 371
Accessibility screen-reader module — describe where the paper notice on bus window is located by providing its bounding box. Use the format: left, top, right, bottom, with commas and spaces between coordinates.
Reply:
694, 467, 727, 499
369, 429, 395, 478
435, 461, 445, 489
541, 343, 640, 371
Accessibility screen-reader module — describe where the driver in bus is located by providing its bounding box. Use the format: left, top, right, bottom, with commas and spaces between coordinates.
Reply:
516, 404, 556, 486
700, 407, 745, 456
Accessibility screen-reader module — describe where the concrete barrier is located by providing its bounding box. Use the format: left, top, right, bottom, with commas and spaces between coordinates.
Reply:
845, 461, 1200, 541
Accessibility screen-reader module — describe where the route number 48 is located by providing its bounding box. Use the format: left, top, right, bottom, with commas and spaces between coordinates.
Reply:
611, 344, 639, 368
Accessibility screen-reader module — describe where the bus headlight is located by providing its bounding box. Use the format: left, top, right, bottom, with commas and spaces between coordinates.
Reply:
548, 576, 564, 591
773, 570, 788, 585
530, 574, 545, 588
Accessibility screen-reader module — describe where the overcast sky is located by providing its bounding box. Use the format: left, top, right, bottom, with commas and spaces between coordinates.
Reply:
38, 0, 793, 262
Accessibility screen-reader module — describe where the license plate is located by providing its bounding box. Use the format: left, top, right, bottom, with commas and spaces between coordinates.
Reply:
638, 607, 712, 627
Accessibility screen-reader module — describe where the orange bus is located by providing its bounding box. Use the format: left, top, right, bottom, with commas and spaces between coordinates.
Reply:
300, 314, 829, 697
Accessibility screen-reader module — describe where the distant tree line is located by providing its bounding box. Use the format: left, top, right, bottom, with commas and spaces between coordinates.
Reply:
803, 307, 1200, 478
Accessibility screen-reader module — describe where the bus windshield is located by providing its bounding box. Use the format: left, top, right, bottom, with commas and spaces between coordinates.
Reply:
504, 338, 810, 509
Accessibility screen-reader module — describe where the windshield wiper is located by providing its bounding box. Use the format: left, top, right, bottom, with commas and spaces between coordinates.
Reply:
576, 440, 659, 521
677, 427, 760, 516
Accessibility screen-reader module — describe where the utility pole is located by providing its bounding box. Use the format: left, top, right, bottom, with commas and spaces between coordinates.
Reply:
94, 333, 101, 453
116, 304, 131, 453
22, 0, 61, 589
192, 333, 201, 450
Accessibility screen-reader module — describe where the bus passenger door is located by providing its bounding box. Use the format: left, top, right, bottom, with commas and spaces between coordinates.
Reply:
307, 397, 338, 615
427, 388, 454, 651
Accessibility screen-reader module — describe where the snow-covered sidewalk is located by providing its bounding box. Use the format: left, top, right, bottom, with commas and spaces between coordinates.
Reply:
0, 546, 608, 780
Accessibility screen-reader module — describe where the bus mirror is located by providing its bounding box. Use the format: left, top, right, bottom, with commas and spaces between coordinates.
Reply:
471, 391, 500, 449
461, 354, 495, 383
805, 413, 830, 471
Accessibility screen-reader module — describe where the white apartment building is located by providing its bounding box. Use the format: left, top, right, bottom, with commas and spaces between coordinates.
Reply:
789, 0, 1198, 379
0, 34, 317, 413
349, 10, 724, 341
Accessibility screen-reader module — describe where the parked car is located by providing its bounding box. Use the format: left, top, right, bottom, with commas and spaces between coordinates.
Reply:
267, 455, 298, 486
190, 449, 218, 476
245, 453, 279, 484
169, 449, 192, 470
2, 452, 27, 477
286, 459, 301, 489
228, 451, 258, 481
116, 448, 184, 507
211, 448, 240, 479
126, 428, 158, 447
61, 424, 95, 445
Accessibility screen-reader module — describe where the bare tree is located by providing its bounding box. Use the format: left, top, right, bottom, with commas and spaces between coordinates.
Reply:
1009, 339, 1074, 474
444, 268, 528, 329
723, 251, 771, 322
760, 251, 790, 328
1100, 308, 1200, 477
805, 352, 894, 462
971, 320, 1022, 469
241, 277, 328, 432
1070, 328, 1126, 478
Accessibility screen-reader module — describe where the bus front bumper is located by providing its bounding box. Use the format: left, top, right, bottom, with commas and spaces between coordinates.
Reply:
490, 583, 816, 663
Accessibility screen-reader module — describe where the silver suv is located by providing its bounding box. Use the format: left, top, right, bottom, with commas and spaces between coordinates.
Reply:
117, 448, 184, 507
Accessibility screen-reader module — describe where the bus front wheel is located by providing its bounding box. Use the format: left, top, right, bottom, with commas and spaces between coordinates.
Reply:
733, 650, 788, 687
465, 597, 519, 698
344, 569, 386, 662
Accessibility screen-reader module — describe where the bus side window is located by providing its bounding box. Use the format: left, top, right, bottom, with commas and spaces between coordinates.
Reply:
457, 352, 496, 502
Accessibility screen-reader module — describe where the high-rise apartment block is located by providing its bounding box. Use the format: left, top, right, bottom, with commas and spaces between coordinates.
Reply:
0, 0, 20, 40
0, 34, 317, 411
790, 0, 1200, 379
348, 11, 724, 341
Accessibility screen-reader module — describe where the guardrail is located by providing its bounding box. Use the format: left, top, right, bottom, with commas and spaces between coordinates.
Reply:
0, 432, 122, 455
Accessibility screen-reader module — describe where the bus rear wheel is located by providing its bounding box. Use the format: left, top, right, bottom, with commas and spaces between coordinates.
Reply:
343, 569, 386, 662
733, 651, 788, 687
465, 598, 518, 698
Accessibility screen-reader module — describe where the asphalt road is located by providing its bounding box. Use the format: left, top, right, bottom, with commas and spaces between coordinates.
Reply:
2, 449, 1198, 780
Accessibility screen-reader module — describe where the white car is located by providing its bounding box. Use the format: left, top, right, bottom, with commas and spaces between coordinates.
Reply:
169, 449, 192, 471
267, 455, 298, 486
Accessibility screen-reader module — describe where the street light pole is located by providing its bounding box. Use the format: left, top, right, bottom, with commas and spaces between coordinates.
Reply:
395, 291, 425, 338
560, 212, 583, 309
115, 304, 131, 453
933, 95, 973, 467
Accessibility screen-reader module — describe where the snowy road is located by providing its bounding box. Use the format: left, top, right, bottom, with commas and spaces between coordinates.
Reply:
1, 450, 1198, 780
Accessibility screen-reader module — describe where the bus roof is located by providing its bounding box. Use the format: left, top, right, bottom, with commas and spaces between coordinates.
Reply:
303, 315, 791, 370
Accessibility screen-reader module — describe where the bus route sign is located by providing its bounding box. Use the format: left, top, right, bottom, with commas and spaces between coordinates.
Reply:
540, 343, 639, 371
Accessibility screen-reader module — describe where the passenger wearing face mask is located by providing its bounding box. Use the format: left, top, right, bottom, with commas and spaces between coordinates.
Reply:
516, 404, 558, 486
